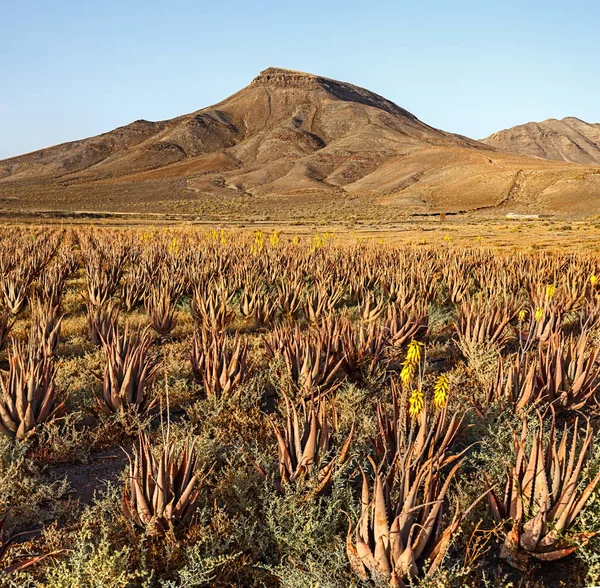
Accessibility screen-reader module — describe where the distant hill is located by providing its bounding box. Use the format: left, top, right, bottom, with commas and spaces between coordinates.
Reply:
482, 117, 600, 165
1, 68, 599, 218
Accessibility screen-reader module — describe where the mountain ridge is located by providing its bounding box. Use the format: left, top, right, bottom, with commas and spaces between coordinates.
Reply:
482, 117, 600, 165
1, 68, 599, 217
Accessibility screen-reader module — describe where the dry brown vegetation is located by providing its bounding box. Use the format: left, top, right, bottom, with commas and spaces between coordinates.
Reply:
0, 226, 600, 586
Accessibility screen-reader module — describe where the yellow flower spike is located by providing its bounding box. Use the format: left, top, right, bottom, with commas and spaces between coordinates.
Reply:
518, 309, 528, 323
270, 230, 280, 247
408, 389, 425, 419
545, 284, 556, 299
444, 235, 452, 242
400, 361, 416, 386
405, 340, 424, 364
292, 235, 300, 246
311, 233, 326, 251
254, 231, 265, 253
534, 307, 544, 322
590, 275, 598, 286
433, 374, 450, 409
400, 340, 423, 386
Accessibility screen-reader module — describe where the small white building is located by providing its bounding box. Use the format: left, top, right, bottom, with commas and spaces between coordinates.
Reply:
505, 212, 540, 220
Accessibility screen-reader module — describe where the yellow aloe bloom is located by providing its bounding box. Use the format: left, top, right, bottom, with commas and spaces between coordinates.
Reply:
400, 340, 423, 386
444, 235, 452, 242
433, 374, 450, 409
292, 235, 300, 246
409, 389, 425, 418
517, 309, 528, 323
405, 340, 424, 365
168, 237, 179, 255
545, 284, 556, 299
590, 275, 598, 286
270, 230, 280, 246
254, 231, 265, 253
311, 233, 326, 251
400, 361, 416, 386
534, 307, 544, 322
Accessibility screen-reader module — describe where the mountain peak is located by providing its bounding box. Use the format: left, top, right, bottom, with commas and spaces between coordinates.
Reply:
250, 67, 417, 120
250, 67, 359, 94
252, 67, 320, 85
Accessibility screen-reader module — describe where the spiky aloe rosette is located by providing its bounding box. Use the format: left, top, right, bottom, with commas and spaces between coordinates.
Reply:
122, 432, 201, 537
487, 414, 600, 570
0, 339, 65, 441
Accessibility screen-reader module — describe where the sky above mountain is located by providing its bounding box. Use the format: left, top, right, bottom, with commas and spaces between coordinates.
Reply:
1, 0, 598, 159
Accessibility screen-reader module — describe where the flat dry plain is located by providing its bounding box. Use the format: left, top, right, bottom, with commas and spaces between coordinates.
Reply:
2, 213, 600, 251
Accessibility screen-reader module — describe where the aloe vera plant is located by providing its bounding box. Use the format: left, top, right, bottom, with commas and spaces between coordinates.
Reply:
123, 432, 201, 536
486, 330, 600, 414
264, 323, 344, 397
255, 394, 353, 496
0, 339, 65, 440
456, 293, 518, 352
87, 299, 119, 346
191, 328, 248, 398
347, 458, 464, 586
383, 299, 428, 348
487, 414, 600, 570
146, 282, 178, 336
1, 268, 30, 316
96, 323, 158, 414
538, 331, 600, 411
30, 298, 62, 357
374, 383, 466, 476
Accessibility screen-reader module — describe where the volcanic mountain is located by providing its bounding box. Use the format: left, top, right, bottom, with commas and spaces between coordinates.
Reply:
482, 117, 600, 166
1, 68, 599, 218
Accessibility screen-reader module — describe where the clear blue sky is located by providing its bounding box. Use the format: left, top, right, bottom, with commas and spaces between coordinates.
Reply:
1, 0, 598, 159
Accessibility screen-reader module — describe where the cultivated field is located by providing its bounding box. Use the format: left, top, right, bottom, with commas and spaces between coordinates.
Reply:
1, 225, 600, 587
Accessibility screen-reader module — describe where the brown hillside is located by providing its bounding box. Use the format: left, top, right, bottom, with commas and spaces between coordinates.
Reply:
482, 117, 600, 165
1, 68, 599, 218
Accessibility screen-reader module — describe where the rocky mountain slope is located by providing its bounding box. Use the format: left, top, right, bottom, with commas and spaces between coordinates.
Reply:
482, 117, 600, 165
1, 68, 599, 217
